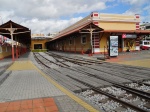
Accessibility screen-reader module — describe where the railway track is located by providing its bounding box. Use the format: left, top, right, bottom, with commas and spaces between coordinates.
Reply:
33, 52, 150, 112
45, 52, 104, 65
69, 75, 149, 112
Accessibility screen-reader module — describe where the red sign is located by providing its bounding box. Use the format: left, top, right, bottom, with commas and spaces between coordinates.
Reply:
94, 14, 98, 17
122, 34, 126, 38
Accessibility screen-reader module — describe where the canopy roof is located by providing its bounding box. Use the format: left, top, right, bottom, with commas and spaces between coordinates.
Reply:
50, 21, 103, 42
0, 20, 31, 45
100, 30, 150, 34
49, 21, 150, 43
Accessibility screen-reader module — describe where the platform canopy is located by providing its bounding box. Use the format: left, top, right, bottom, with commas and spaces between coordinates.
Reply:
100, 29, 150, 35
0, 20, 31, 45
50, 21, 104, 42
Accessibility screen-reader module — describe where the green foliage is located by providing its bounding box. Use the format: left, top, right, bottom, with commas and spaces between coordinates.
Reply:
32, 49, 47, 52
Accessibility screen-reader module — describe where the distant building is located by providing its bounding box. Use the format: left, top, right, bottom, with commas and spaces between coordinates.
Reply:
47, 33, 57, 37
140, 23, 150, 30
31, 34, 53, 50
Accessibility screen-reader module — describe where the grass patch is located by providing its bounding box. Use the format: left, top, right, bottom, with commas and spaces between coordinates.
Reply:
32, 49, 47, 52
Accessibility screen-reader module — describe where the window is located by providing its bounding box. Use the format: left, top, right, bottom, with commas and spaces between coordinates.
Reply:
144, 42, 148, 45
81, 36, 86, 44
0, 46, 2, 53
69, 39, 72, 45
147, 42, 150, 45
34, 44, 42, 49
5, 46, 8, 52
146, 26, 150, 29
69, 38, 74, 45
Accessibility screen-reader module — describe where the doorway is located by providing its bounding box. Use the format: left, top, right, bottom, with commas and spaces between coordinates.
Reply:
34, 44, 42, 49
118, 35, 123, 52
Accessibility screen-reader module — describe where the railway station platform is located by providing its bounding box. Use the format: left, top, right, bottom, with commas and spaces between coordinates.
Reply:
106, 50, 150, 68
0, 52, 100, 112
0, 50, 150, 112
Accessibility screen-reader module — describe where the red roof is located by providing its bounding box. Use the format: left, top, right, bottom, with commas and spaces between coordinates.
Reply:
50, 20, 95, 41
100, 30, 150, 34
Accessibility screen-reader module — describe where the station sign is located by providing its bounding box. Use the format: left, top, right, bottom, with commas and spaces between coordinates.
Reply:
122, 34, 137, 38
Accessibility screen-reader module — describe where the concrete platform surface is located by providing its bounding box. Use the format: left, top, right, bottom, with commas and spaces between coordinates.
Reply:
0, 97, 58, 112
0, 52, 100, 112
1, 50, 149, 112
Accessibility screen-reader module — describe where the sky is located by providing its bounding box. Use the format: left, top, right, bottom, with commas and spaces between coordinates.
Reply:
0, 0, 150, 35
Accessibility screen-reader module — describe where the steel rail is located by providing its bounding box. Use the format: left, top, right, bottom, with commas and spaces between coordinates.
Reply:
81, 65, 150, 99
68, 75, 149, 112
33, 53, 51, 69
72, 66, 150, 100
34, 52, 150, 111
36, 53, 69, 67
45, 52, 150, 100
46, 52, 104, 65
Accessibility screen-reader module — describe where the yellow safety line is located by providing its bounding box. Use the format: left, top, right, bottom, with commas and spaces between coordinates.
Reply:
30, 61, 99, 112
8, 61, 35, 71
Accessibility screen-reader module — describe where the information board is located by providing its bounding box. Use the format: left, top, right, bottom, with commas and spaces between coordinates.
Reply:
109, 36, 118, 56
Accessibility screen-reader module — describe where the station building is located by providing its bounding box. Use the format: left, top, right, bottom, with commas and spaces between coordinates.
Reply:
0, 20, 31, 60
140, 23, 150, 30
31, 34, 52, 51
0, 36, 12, 60
47, 12, 150, 55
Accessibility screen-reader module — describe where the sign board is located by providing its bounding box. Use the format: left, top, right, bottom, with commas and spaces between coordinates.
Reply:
122, 34, 137, 38
122, 34, 126, 38
109, 36, 118, 56
135, 46, 140, 50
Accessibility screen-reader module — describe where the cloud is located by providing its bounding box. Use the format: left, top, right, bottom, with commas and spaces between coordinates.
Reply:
0, 0, 149, 34
121, 0, 149, 5
122, 0, 148, 14
21, 17, 83, 34
0, 0, 107, 19
0, 0, 110, 34
120, 0, 150, 23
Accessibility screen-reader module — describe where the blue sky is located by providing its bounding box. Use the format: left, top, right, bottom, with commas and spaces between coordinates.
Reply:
0, 0, 150, 34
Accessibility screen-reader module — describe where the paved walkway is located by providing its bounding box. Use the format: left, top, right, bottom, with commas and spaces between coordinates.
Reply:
0, 97, 58, 112
1, 50, 149, 112
106, 50, 150, 68
0, 52, 99, 112
0, 69, 65, 102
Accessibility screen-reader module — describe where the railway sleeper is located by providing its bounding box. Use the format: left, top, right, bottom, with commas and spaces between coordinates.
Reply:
86, 65, 149, 81
44, 69, 89, 91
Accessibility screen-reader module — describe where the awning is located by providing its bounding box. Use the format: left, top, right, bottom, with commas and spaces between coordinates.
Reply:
50, 21, 103, 42
100, 30, 150, 34
0, 20, 31, 45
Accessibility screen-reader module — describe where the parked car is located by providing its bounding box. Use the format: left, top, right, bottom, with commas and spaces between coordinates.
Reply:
140, 40, 150, 50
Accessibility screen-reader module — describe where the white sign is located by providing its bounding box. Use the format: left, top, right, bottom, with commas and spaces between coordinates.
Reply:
110, 36, 118, 56
122, 34, 137, 38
